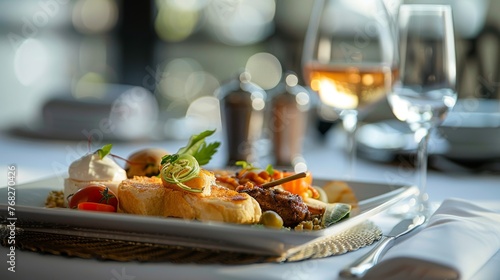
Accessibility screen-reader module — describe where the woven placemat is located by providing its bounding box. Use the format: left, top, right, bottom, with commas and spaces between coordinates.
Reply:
0, 221, 381, 264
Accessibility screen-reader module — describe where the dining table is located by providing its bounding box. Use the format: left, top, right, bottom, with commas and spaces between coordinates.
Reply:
1, 125, 499, 280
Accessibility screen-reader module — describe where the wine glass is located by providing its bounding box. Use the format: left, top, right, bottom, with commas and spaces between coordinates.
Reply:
388, 4, 457, 215
302, 0, 398, 178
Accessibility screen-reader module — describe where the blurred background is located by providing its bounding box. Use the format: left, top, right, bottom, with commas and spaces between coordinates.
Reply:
0, 0, 316, 141
0, 0, 499, 167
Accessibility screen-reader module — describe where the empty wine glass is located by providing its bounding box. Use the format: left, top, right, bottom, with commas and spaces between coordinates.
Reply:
302, 0, 398, 178
388, 4, 457, 215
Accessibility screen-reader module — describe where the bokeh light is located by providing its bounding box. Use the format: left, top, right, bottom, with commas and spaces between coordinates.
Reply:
14, 38, 49, 86
245, 52, 282, 90
186, 96, 222, 131
204, 0, 275, 45
157, 58, 220, 118
293, 157, 308, 173
155, 0, 203, 42
72, 72, 107, 99
109, 86, 159, 140
72, 0, 118, 34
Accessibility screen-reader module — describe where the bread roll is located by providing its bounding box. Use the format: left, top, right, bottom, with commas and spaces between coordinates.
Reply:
118, 176, 262, 224
322, 181, 358, 207
125, 148, 168, 178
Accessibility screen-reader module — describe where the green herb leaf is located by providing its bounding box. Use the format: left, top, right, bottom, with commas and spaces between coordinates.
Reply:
97, 144, 113, 159
161, 154, 179, 166
236, 161, 263, 172
175, 129, 220, 166
177, 130, 216, 155
193, 142, 221, 166
321, 203, 352, 227
265, 164, 274, 176
235, 161, 253, 170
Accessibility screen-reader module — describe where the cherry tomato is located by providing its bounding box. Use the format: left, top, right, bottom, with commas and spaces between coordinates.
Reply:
68, 184, 118, 211
77, 202, 116, 212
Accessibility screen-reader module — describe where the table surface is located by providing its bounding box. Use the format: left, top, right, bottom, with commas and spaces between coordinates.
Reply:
1, 128, 499, 280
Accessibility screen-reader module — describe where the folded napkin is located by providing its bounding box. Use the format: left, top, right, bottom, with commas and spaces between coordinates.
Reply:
363, 198, 500, 280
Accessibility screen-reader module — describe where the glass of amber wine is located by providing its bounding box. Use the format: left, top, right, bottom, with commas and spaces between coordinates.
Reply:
302, 0, 397, 177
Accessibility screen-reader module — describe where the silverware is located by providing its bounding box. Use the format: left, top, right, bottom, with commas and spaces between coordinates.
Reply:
339, 215, 426, 278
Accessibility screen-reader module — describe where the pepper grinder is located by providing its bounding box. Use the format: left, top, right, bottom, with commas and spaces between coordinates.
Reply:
270, 72, 311, 167
218, 72, 267, 165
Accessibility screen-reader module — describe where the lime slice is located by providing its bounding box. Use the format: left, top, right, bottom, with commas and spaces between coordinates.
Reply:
321, 203, 352, 227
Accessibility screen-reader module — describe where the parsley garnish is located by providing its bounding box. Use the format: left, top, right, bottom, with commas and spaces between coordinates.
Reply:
161, 129, 220, 166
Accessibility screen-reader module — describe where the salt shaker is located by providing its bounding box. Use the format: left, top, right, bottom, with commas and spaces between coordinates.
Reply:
218, 72, 267, 165
270, 72, 311, 167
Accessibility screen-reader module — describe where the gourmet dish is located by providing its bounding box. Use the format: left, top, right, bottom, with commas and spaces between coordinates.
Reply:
47, 130, 358, 231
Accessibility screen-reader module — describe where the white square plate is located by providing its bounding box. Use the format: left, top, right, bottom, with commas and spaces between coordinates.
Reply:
0, 176, 417, 256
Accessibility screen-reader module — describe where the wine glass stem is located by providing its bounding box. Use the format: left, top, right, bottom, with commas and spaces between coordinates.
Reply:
342, 111, 358, 179
416, 128, 430, 213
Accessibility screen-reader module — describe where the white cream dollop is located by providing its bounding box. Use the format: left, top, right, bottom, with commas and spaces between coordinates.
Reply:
64, 153, 127, 206
68, 153, 127, 182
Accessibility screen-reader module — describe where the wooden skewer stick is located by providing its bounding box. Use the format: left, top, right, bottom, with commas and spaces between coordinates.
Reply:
260, 172, 307, 189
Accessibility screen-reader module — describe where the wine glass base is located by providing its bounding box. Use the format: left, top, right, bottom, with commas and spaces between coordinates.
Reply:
387, 197, 439, 218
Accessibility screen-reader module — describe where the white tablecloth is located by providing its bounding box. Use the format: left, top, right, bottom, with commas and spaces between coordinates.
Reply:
1, 130, 499, 280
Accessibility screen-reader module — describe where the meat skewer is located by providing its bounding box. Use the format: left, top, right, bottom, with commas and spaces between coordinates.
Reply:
236, 172, 311, 227
260, 172, 307, 189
